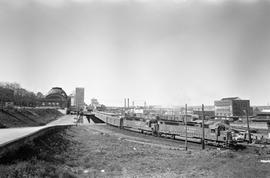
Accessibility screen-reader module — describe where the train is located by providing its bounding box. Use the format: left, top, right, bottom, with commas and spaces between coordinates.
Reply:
93, 111, 235, 147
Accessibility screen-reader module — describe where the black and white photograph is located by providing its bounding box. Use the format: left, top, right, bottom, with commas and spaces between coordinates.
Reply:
0, 0, 270, 177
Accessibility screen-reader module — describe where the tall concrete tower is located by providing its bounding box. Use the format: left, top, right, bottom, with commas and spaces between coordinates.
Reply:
75, 87, 84, 110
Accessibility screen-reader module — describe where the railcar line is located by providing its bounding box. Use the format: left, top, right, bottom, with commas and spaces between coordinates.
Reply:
100, 121, 227, 150
126, 126, 227, 149
91, 112, 246, 150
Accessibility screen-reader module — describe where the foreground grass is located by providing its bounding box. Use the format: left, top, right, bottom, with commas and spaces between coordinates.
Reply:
0, 125, 270, 178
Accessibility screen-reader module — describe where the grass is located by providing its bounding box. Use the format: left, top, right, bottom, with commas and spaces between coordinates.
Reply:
0, 125, 270, 177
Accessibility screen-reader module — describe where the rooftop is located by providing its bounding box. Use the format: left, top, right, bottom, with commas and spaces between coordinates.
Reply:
221, 97, 241, 101
46, 87, 67, 98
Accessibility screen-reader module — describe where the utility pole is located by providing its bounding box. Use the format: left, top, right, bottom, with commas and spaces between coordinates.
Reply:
124, 98, 126, 115
173, 109, 175, 120
185, 104, 188, 151
246, 107, 251, 143
202, 104, 205, 150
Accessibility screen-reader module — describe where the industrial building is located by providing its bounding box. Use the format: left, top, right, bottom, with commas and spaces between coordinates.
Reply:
214, 97, 252, 119
91, 98, 99, 108
74, 87, 85, 110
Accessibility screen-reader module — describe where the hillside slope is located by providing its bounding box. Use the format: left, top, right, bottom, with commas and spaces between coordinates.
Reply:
0, 108, 63, 128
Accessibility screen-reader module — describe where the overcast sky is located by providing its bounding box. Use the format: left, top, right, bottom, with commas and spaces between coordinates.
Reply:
0, 0, 270, 106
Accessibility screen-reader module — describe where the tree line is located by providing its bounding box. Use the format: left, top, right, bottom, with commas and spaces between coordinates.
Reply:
0, 82, 45, 107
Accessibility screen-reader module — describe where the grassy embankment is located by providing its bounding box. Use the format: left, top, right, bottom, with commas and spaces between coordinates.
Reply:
0, 108, 63, 128
1, 125, 270, 178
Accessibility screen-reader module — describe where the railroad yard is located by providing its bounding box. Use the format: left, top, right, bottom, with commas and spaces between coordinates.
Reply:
2, 1, 270, 177
1, 124, 270, 178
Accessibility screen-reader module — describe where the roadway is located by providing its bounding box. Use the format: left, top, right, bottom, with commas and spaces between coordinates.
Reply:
0, 115, 94, 147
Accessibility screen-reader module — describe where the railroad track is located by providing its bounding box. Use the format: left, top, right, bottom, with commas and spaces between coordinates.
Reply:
97, 124, 227, 150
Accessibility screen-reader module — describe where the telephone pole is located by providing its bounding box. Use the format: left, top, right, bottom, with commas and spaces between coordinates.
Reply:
124, 98, 126, 114
202, 104, 205, 150
246, 107, 251, 143
185, 104, 188, 151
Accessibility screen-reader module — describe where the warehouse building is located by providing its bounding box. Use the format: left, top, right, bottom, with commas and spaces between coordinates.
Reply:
214, 97, 252, 119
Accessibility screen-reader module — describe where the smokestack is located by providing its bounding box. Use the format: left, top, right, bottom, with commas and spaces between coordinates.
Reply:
124, 98, 126, 109
127, 98, 129, 109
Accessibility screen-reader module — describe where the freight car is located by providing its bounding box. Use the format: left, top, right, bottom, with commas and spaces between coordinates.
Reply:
93, 111, 234, 147
94, 111, 122, 126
